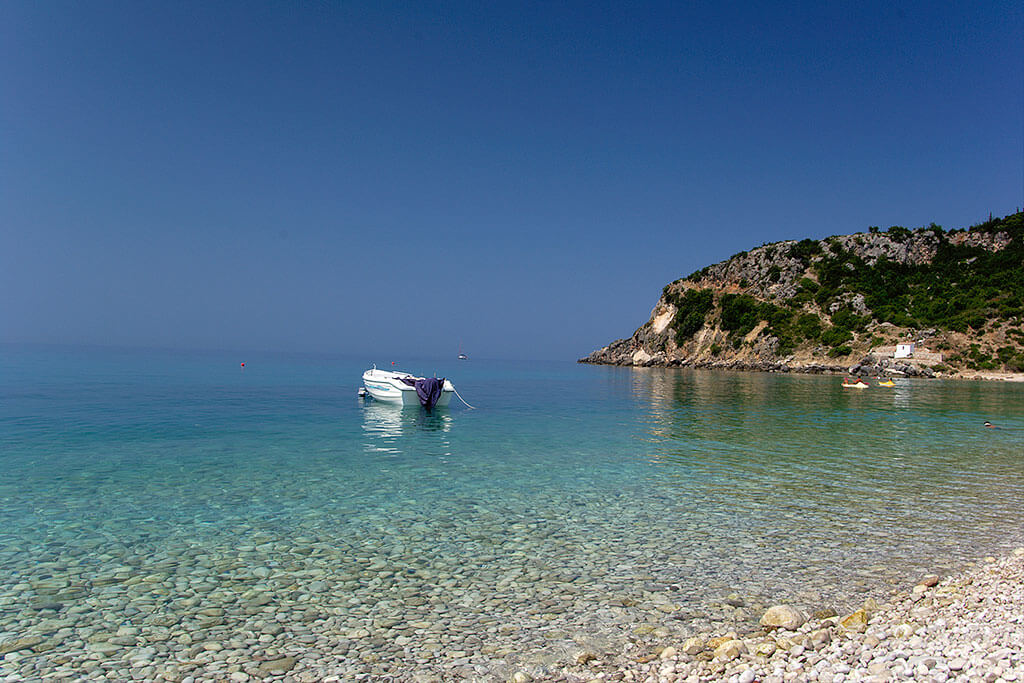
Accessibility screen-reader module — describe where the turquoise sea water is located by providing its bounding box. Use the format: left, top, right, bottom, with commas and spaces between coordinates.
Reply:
1, 346, 1022, 680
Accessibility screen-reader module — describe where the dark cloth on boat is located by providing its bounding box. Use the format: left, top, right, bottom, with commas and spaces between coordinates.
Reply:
396, 376, 446, 409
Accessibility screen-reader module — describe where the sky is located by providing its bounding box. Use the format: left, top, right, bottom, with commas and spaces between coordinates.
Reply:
2, 1, 1022, 361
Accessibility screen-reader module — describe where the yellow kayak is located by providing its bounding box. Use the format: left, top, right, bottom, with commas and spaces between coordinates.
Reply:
876, 379, 896, 387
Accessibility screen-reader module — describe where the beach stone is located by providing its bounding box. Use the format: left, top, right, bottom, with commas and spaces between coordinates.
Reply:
29, 639, 56, 653
892, 622, 916, 638
0, 636, 44, 654
713, 639, 747, 661
840, 609, 869, 632
108, 636, 137, 645
760, 605, 808, 631
809, 628, 832, 648
659, 646, 677, 660
724, 593, 745, 607
708, 634, 738, 649
753, 640, 777, 656
258, 656, 297, 674
87, 641, 122, 654
683, 636, 706, 655
868, 660, 889, 676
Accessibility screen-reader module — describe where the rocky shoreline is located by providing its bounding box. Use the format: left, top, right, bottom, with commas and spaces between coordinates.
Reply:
579, 350, 1024, 383
536, 548, 1024, 682
578, 353, 937, 379
578, 338, 940, 378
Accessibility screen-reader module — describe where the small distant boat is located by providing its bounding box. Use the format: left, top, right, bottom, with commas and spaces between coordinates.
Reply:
876, 378, 896, 387
457, 341, 468, 360
362, 366, 455, 408
842, 378, 869, 389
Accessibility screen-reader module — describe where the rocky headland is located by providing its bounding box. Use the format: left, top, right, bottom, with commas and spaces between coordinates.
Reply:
581, 213, 1024, 380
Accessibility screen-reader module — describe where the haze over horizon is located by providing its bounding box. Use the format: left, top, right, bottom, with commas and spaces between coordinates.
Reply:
3, 2, 1022, 361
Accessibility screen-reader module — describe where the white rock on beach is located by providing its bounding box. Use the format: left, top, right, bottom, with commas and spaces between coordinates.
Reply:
759, 604, 808, 630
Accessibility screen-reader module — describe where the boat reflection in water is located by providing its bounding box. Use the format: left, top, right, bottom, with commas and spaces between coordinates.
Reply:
361, 401, 453, 459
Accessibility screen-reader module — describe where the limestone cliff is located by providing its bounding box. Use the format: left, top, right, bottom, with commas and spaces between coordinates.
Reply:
580, 212, 1024, 377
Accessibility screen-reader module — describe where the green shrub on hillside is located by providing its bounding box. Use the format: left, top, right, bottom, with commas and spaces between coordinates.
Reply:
886, 226, 912, 241
831, 308, 870, 332
1005, 353, 1024, 373
666, 288, 715, 345
715, 293, 809, 354
820, 327, 853, 348
804, 212, 1023, 332
797, 277, 819, 292
788, 239, 823, 266
795, 313, 822, 340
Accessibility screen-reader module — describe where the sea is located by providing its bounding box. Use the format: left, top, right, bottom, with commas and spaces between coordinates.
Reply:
1, 345, 1022, 680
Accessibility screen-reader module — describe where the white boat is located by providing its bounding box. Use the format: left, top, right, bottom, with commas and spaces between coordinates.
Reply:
362, 366, 455, 407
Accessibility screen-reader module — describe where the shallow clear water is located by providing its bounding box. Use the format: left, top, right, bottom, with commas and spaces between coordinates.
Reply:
1, 346, 1022, 679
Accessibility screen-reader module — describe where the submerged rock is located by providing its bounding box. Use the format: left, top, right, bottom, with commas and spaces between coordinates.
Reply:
0, 636, 44, 654
258, 656, 296, 674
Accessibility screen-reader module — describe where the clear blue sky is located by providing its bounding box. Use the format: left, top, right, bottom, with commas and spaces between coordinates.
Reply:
2, 1, 1022, 360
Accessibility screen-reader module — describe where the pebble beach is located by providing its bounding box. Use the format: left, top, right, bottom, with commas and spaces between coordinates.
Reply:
1, 547, 1023, 681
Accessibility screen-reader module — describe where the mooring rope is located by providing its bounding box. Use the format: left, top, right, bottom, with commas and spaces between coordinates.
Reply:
452, 386, 476, 409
